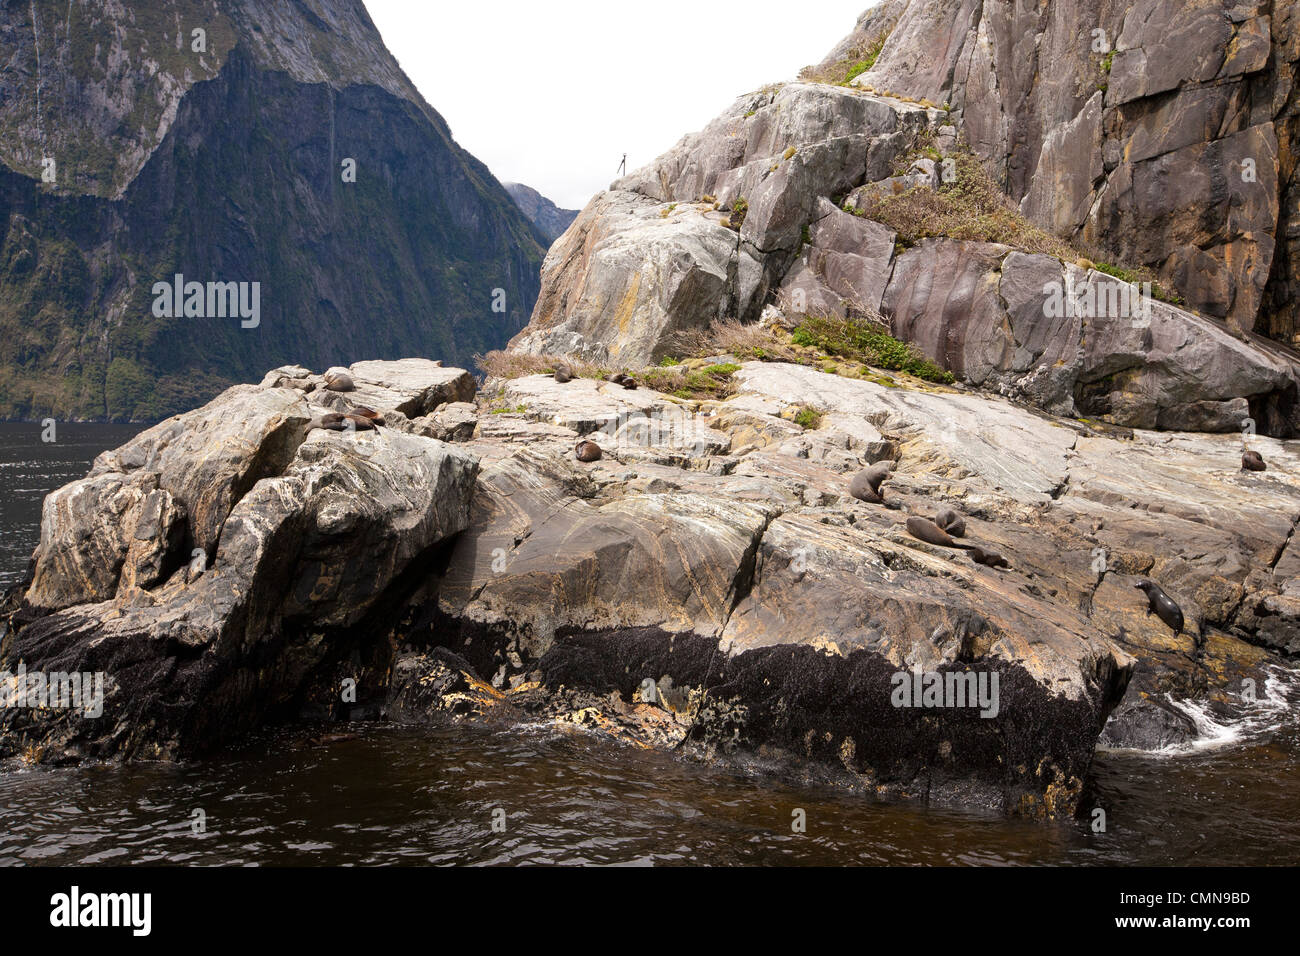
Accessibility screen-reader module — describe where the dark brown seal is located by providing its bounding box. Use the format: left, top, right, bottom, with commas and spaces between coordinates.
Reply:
906, 516, 960, 548
350, 406, 385, 426
1134, 580, 1184, 635
849, 462, 892, 504
849, 470, 885, 504
309, 412, 376, 433
324, 370, 355, 392
968, 546, 1010, 570
935, 507, 966, 537
575, 439, 603, 463
1242, 450, 1267, 472
554, 363, 573, 384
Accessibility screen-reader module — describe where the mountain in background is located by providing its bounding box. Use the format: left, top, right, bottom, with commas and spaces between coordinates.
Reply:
504, 183, 580, 243
0, 0, 547, 422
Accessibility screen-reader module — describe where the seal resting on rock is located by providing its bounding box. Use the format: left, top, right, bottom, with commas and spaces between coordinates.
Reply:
609, 373, 638, 390
554, 363, 573, 384
309, 412, 376, 433
350, 406, 385, 426
1134, 580, 1184, 635
1242, 450, 1267, 472
968, 546, 1010, 570
906, 516, 961, 548
935, 508, 966, 537
324, 369, 355, 392
575, 439, 602, 463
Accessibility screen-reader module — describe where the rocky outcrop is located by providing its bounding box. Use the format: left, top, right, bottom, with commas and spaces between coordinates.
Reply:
505, 183, 580, 243
5, 359, 1297, 816
509, 83, 935, 366
0, 0, 545, 421
508, 19, 1300, 436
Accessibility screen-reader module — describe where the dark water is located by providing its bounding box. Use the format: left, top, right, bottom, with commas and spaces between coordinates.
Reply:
1, 424, 1298, 866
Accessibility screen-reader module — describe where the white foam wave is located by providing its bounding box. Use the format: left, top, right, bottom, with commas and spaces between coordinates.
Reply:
1155, 664, 1300, 756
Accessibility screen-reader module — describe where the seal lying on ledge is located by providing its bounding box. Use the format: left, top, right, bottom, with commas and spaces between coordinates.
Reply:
906, 516, 966, 548
554, 363, 573, 384
968, 545, 1010, 570
324, 369, 355, 392
309, 412, 377, 433
906, 518, 1010, 570
1242, 450, 1267, 472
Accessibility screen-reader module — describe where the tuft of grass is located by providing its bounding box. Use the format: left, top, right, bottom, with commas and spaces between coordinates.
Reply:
667, 318, 805, 364
792, 406, 823, 429
731, 197, 749, 227
803, 27, 891, 86
641, 361, 742, 400
783, 146, 798, 161
790, 313, 955, 384
1093, 261, 1182, 306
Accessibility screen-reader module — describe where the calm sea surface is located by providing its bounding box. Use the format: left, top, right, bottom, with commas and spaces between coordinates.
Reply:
1, 423, 1297, 866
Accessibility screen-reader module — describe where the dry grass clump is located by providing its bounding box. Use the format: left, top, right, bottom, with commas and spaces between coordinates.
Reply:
476, 350, 609, 381
667, 318, 803, 364
848, 150, 1080, 261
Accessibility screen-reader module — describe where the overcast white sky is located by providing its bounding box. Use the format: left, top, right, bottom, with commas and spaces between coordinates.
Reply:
365, 0, 872, 210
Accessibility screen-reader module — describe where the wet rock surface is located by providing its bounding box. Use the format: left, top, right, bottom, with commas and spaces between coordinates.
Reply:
5, 360, 1296, 818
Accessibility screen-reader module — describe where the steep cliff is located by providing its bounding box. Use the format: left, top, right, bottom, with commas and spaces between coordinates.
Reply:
0, 0, 547, 421
509, 1, 1300, 437
843, 0, 1300, 342
505, 183, 580, 243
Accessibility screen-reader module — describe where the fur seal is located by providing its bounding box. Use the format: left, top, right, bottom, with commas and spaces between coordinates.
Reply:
324, 369, 355, 392
309, 413, 348, 432
968, 546, 1010, 570
350, 406, 385, 426
309, 412, 375, 433
1242, 450, 1267, 472
906, 516, 962, 548
554, 363, 573, 384
575, 439, 603, 463
1134, 580, 1184, 635
935, 507, 966, 537
850, 462, 893, 503
849, 470, 885, 504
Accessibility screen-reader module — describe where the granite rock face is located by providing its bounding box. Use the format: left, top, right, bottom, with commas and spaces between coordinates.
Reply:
510, 83, 935, 367
849, 0, 1300, 342
5, 359, 1297, 817
509, 12, 1300, 436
